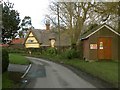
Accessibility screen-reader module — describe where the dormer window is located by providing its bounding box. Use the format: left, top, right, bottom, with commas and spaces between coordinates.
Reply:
50, 39, 55, 47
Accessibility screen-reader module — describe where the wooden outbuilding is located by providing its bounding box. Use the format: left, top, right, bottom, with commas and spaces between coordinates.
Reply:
80, 24, 120, 61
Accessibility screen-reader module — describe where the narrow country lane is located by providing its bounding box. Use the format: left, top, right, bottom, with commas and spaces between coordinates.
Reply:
25, 57, 96, 88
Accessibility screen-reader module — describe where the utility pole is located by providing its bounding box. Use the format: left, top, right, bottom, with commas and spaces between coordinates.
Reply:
57, 2, 60, 54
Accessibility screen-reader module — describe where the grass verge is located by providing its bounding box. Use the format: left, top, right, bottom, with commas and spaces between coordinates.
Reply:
2, 71, 23, 88
9, 53, 30, 65
2, 72, 14, 88
64, 59, 118, 88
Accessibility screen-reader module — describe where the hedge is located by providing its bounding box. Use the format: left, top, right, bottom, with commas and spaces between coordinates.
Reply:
2, 49, 9, 73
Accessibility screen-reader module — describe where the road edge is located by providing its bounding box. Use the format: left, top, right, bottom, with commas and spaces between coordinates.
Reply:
21, 64, 32, 78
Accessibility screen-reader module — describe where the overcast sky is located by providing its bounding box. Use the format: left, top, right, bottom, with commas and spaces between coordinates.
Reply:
3, 0, 118, 29
4, 0, 51, 29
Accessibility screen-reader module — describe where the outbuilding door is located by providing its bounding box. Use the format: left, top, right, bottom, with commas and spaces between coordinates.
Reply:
98, 37, 112, 60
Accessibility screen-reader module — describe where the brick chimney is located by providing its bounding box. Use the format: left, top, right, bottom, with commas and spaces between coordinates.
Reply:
46, 23, 50, 30
45, 19, 50, 30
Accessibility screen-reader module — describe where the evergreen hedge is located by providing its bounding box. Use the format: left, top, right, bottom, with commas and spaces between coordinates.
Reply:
2, 49, 9, 73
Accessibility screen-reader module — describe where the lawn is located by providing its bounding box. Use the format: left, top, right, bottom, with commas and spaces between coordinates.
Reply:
9, 53, 30, 65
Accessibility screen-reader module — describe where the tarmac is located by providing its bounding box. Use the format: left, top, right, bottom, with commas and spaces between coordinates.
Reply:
8, 64, 27, 72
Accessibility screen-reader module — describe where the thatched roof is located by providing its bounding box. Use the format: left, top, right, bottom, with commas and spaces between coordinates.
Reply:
24, 29, 71, 47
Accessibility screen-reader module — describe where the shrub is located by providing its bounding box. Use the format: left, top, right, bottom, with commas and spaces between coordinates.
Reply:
63, 49, 79, 59
2, 49, 9, 73
46, 47, 57, 55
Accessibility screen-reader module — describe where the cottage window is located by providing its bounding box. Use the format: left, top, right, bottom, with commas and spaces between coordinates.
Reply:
27, 39, 34, 43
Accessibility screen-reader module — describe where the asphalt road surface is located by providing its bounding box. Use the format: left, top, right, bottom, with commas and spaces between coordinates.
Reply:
25, 57, 96, 88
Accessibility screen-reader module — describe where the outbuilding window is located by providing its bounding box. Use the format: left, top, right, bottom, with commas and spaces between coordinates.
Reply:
99, 42, 103, 49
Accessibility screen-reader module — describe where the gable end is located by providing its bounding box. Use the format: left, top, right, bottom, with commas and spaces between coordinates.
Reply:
81, 25, 120, 40
24, 30, 42, 45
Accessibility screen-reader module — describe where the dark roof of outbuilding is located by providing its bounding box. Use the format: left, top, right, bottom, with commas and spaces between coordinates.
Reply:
24, 29, 71, 47
80, 23, 120, 40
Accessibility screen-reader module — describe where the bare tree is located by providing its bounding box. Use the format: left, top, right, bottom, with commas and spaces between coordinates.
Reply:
47, 1, 119, 46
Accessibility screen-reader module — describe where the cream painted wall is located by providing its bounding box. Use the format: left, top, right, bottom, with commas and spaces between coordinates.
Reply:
25, 43, 40, 48
29, 32, 34, 36
50, 39, 55, 47
26, 37, 38, 43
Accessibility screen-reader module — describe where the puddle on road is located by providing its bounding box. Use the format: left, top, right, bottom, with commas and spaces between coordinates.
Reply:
27, 64, 46, 78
